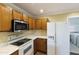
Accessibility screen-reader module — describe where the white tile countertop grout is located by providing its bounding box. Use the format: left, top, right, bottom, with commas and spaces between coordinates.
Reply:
0, 30, 47, 55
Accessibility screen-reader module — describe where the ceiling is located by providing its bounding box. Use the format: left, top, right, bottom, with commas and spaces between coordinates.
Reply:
14, 3, 79, 17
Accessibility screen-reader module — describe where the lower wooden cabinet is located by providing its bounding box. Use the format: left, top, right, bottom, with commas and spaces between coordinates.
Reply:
34, 38, 47, 54
10, 50, 19, 55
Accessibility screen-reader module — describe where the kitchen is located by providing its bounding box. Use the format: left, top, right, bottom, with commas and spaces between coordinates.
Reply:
0, 3, 47, 55
0, 3, 79, 55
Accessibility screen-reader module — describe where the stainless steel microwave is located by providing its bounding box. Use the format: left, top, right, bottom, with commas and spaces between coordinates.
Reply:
11, 20, 28, 32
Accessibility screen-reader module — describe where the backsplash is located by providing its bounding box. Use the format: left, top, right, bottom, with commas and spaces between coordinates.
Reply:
8, 32, 24, 41
0, 30, 47, 44
0, 32, 24, 44
0, 32, 9, 44
0, 30, 32, 44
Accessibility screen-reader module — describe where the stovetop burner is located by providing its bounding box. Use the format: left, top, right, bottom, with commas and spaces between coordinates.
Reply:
11, 38, 31, 46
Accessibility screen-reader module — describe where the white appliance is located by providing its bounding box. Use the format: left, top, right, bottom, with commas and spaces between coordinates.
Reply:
47, 22, 56, 55
19, 40, 33, 55
47, 22, 69, 55
9, 36, 33, 55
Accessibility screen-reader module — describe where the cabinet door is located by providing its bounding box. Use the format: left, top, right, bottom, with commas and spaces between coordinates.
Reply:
34, 39, 38, 54
12, 10, 22, 20
28, 17, 33, 30
34, 38, 47, 53
37, 39, 47, 53
23, 14, 28, 22
0, 5, 12, 31
41, 18, 47, 30
0, 5, 2, 31
32, 19, 36, 30
36, 18, 47, 30
36, 19, 42, 30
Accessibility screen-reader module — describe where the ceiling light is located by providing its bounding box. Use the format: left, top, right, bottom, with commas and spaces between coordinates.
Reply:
40, 9, 44, 13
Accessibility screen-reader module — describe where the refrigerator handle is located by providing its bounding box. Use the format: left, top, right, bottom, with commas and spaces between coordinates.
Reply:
48, 36, 54, 40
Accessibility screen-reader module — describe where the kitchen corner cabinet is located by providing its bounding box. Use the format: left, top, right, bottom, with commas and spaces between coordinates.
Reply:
12, 10, 22, 20
36, 19, 42, 30
0, 4, 12, 31
36, 18, 47, 30
34, 38, 47, 54
10, 50, 19, 55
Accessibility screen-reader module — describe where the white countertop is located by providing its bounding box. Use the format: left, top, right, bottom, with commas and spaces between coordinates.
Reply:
0, 44, 19, 55
26, 35, 47, 40
0, 30, 47, 55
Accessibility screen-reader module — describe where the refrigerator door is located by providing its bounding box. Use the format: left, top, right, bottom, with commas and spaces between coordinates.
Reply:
56, 22, 69, 55
47, 22, 56, 55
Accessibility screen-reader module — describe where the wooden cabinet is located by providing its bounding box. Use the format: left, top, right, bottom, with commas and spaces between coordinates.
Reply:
28, 17, 33, 30
36, 18, 47, 30
23, 14, 28, 22
32, 19, 36, 30
34, 38, 47, 54
29, 18, 36, 30
12, 10, 22, 20
0, 4, 36, 31
41, 18, 47, 30
36, 19, 42, 30
34, 39, 37, 54
10, 50, 19, 55
0, 4, 12, 31
22, 14, 29, 25
0, 5, 2, 31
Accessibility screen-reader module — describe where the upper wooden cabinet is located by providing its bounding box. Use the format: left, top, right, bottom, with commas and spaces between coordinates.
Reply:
23, 14, 28, 20
28, 17, 33, 30
36, 17, 47, 30
0, 4, 12, 31
0, 4, 36, 31
22, 14, 28, 22
28, 17, 36, 30
32, 19, 36, 30
36, 19, 42, 30
12, 10, 22, 20
41, 18, 47, 30
0, 5, 2, 31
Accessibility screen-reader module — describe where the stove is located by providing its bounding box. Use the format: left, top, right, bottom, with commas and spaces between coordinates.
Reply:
11, 38, 31, 46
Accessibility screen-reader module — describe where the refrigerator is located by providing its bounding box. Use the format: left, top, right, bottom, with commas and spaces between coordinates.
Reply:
47, 22, 70, 55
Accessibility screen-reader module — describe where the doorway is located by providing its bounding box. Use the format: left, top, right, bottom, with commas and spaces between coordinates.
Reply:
68, 16, 79, 55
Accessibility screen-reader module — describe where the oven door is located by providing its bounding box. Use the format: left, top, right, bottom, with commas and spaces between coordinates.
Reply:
19, 41, 33, 55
